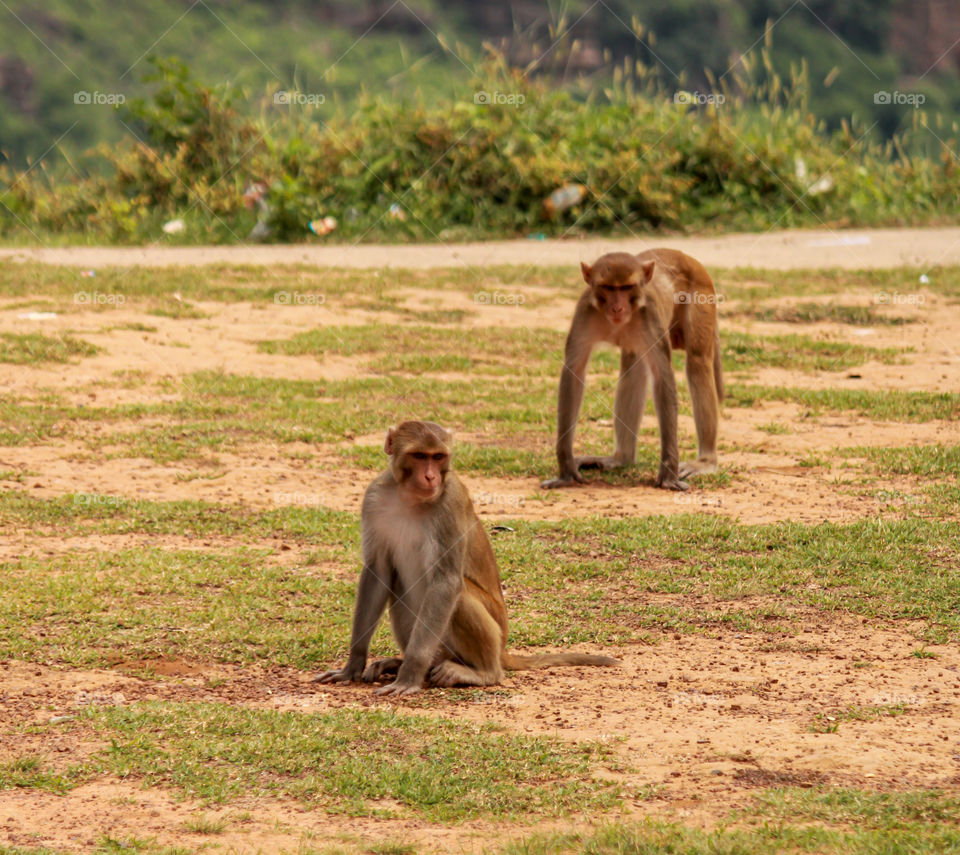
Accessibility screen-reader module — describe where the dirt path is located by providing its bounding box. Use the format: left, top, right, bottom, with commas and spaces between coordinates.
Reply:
3, 226, 960, 270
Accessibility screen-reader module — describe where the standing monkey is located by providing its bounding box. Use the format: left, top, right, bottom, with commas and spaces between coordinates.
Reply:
316, 420, 618, 696
543, 249, 723, 492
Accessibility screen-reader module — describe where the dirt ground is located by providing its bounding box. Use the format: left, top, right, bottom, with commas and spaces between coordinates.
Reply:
3, 225, 960, 270
1, 234, 958, 853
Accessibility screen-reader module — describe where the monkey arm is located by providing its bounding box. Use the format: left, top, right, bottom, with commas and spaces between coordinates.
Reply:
543, 316, 595, 487
313, 561, 390, 683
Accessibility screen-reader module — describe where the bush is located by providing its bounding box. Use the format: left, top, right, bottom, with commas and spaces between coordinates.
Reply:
1, 51, 958, 244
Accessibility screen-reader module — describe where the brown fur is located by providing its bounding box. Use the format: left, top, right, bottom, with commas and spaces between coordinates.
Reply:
316, 421, 618, 695
544, 249, 723, 491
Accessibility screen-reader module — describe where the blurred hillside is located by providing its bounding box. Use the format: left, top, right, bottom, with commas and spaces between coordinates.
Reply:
1, 0, 958, 167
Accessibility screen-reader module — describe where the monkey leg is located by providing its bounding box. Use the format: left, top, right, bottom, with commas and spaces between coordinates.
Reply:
680, 351, 719, 479
429, 593, 504, 688
362, 657, 403, 682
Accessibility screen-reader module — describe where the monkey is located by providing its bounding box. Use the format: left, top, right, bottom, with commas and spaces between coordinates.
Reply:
315, 420, 618, 696
542, 249, 723, 492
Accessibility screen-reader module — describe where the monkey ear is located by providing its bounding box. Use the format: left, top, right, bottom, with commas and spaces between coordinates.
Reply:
580, 261, 593, 285
384, 427, 397, 456
641, 260, 655, 282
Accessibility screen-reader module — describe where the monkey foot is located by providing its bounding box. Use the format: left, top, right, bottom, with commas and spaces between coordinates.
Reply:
540, 474, 584, 489
678, 459, 719, 479
374, 680, 422, 697
362, 658, 402, 682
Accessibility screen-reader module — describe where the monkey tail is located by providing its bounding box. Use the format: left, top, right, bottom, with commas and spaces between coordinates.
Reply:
502, 652, 620, 671
713, 328, 725, 403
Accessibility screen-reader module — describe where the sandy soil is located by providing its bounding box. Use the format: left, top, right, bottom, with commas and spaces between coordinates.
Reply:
1, 615, 958, 853
3, 225, 960, 270
1, 236, 958, 853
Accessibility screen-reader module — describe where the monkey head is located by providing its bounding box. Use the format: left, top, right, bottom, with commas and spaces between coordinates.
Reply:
581, 253, 656, 326
385, 420, 452, 503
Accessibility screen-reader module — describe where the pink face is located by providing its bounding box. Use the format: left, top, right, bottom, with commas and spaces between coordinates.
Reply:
400, 448, 448, 502
595, 282, 636, 325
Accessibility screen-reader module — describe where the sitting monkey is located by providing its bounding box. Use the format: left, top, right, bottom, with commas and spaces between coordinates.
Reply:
316, 420, 618, 696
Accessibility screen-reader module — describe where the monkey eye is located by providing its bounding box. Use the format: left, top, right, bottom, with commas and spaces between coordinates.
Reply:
411, 452, 427, 460
432, 453, 446, 462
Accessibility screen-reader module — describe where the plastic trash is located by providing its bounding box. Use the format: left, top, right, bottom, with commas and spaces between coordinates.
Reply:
80, 270, 96, 277
309, 216, 337, 235
243, 182, 273, 241
543, 184, 586, 217
919, 274, 930, 284
388, 203, 407, 221
162, 218, 185, 234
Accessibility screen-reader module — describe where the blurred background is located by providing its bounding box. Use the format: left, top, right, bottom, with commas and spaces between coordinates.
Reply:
0, 0, 957, 242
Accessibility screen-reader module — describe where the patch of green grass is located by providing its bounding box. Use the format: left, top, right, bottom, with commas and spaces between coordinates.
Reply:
493, 515, 960, 646
48, 702, 618, 821
722, 331, 907, 374
182, 814, 227, 834
145, 301, 209, 320
757, 422, 790, 435
341, 443, 546, 477
0, 756, 76, 794
2, 494, 959, 663
0, 546, 356, 667
717, 266, 960, 302
110, 322, 159, 333
748, 787, 960, 828
738, 301, 914, 325
840, 445, 960, 478
258, 324, 562, 376
811, 704, 907, 731
728, 384, 960, 422
500, 821, 960, 855
0, 332, 99, 364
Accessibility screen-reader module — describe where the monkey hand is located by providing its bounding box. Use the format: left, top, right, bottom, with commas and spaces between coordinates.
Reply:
655, 464, 689, 491
311, 658, 365, 684
373, 678, 423, 697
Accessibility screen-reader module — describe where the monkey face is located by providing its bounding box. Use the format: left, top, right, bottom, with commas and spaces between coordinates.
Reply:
385, 421, 452, 504
582, 254, 657, 326
582, 254, 642, 326
399, 448, 449, 502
